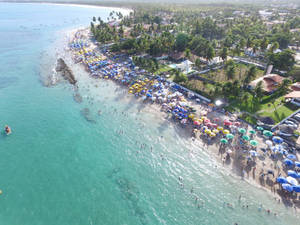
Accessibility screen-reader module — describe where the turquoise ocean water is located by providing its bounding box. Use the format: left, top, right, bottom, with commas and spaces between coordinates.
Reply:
0, 3, 299, 225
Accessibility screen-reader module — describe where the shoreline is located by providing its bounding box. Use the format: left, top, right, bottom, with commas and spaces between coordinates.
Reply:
53, 25, 299, 211
0, 1, 133, 14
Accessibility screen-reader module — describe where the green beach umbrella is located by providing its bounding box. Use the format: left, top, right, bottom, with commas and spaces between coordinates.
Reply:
239, 128, 246, 134
220, 138, 228, 144
257, 126, 264, 131
249, 130, 256, 135
250, 140, 258, 146
226, 133, 234, 139
242, 135, 250, 141
263, 130, 273, 137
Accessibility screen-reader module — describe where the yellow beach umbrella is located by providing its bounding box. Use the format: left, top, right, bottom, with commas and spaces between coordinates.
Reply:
217, 126, 224, 131
223, 129, 230, 134
212, 129, 219, 133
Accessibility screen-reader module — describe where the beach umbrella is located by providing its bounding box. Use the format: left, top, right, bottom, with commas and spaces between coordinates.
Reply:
276, 177, 287, 184
272, 136, 283, 144
284, 159, 294, 166
286, 176, 298, 186
212, 129, 219, 134
295, 161, 300, 168
220, 139, 228, 144
287, 154, 296, 160
217, 126, 224, 131
212, 123, 218, 128
257, 126, 264, 131
242, 135, 250, 141
265, 140, 273, 147
249, 130, 256, 135
224, 121, 232, 126
293, 186, 300, 193
194, 121, 200, 126
263, 130, 273, 137
226, 149, 233, 154
226, 134, 234, 139
249, 150, 258, 157
234, 121, 241, 126
288, 170, 298, 178
282, 183, 293, 192
223, 129, 230, 135
250, 140, 258, 147
239, 128, 246, 134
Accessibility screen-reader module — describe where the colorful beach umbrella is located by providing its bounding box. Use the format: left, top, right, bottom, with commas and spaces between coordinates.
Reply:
249, 130, 256, 134
220, 139, 228, 144
287, 176, 298, 186
249, 150, 258, 157
276, 177, 287, 184
263, 130, 273, 137
223, 129, 230, 135
293, 185, 300, 193
288, 170, 298, 178
242, 135, 250, 141
226, 134, 234, 139
257, 126, 264, 131
239, 128, 246, 134
217, 126, 224, 131
265, 140, 273, 146
282, 183, 293, 192
250, 140, 258, 146
287, 154, 296, 160
272, 136, 283, 144
284, 159, 294, 166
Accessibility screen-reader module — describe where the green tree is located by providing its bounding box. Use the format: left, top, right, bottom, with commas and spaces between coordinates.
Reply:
206, 45, 215, 61
184, 48, 191, 59
175, 33, 190, 51
270, 41, 279, 53
220, 47, 228, 61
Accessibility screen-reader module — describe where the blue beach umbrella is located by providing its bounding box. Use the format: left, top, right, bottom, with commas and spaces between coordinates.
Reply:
295, 161, 300, 168
272, 136, 283, 144
249, 150, 258, 157
293, 186, 300, 193
276, 177, 287, 184
288, 170, 298, 178
287, 154, 296, 160
284, 159, 294, 166
282, 183, 293, 192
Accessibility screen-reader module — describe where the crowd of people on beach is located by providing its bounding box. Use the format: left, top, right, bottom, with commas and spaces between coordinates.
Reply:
69, 29, 300, 208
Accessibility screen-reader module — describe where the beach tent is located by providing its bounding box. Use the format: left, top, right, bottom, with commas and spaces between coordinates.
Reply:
287, 170, 298, 178
282, 183, 293, 192
287, 176, 298, 186
276, 177, 287, 184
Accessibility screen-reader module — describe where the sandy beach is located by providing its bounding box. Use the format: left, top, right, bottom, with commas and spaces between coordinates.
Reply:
59, 27, 300, 211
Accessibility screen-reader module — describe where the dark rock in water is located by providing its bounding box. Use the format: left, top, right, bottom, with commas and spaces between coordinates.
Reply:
73, 92, 83, 103
80, 107, 96, 123
0, 76, 17, 89
56, 58, 76, 85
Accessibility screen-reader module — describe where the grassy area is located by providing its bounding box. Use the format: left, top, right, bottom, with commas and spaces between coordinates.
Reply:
154, 65, 172, 75
201, 63, 264, 83
258, 103, 298, 123
183, 79, 216, 98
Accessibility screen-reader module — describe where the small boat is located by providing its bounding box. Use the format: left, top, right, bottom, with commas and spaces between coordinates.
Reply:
4, 125, 11, 135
